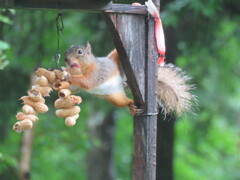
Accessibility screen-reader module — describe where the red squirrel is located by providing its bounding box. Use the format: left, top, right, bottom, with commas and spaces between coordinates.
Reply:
64, 42, 140, 115
64, 42, 195, 116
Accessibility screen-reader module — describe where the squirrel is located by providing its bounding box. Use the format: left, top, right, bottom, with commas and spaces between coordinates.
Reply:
64, 42, 195, 116
64, 42, 141, 115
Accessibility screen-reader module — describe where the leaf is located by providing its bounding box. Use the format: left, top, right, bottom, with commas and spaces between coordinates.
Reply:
0, 59, 9, 70
0, 40, 10, 50
9, 9, 16, 15
0, 15, 12, 25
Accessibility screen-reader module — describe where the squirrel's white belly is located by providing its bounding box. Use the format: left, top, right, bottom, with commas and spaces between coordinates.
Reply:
85, 75, 124, 95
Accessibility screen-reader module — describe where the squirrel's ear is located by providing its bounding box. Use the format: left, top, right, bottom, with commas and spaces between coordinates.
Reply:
85, 41, 91, 52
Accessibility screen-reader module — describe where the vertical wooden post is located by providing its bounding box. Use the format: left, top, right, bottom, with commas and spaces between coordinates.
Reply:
103, 2, 159, 179
132, 17, 158, 180
103, 3, 158, 179
133, 1, 159, 179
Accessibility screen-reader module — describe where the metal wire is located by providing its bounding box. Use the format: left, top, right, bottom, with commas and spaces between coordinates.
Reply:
50, 11, 64, 69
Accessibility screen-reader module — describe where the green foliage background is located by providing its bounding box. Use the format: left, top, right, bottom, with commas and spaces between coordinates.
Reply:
0, 0, 240, 179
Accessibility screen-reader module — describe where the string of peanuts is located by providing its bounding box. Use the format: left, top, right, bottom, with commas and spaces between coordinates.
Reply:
13, 68, 82, 133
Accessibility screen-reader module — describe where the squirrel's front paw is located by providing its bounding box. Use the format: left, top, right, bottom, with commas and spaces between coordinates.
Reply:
63, 72, 70, 82
129, 102, 144, 116
60, 69, 70, 81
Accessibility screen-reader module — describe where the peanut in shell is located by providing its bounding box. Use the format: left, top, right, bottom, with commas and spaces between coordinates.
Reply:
70, 95, 82, 104
28, 89, 45, 102
65, 114, 79, 127
21, 96, 37, 106
13, 122, 22, 133
21, 96, 48, 113
58, 89, 71, 98
54, 95, 82, 109
56, 106, 80, 118
36, 68, 56, 83
22, 104, 37, 115
16, 112, 39, 122
35, 76, 49, 86
54, 69, 69, 80
52, 80, 71, 91
34, 102, 49, 113
32, 85, 53, 97
19, 119, 33, 130
13, 119, 33, 133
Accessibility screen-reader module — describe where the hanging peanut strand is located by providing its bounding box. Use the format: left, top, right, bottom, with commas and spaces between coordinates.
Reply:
13, 68, 82, 133
13, 68, 52, 133
53, 70, 82, 127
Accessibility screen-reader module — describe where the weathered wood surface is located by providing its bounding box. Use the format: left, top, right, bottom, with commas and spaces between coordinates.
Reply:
103, 13, 146, 106
105, 4, 147, 15
132, 18, 158, 180
0, 0, 111, 11
0, 1, 147, 14
103, 12, 158, 180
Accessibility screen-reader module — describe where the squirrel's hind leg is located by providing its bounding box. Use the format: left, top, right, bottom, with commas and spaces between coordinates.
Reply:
106, 92, 143, 115
129, 103, 144, 115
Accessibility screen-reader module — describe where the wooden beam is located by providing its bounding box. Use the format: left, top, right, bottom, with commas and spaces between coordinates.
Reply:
104, 4, 147, 15
103, 12, 146, 106
0, 1, 147, 14
0, 0, 112, 11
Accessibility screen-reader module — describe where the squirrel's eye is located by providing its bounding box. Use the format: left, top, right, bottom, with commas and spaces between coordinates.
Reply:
77, 49, 83, 55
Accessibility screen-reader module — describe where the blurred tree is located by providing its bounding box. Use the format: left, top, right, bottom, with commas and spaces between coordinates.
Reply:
160, 0, 240, 179
87, 109, 116, 180
19, 130, 34, 180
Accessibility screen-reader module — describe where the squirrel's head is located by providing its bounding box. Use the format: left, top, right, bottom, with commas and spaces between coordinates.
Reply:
64, 42, 94, 68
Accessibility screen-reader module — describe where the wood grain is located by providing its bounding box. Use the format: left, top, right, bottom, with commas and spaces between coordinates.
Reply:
103, 11, 158, 180
0, 1, 147, 14
105, 4, 148, 15
0, 0, 112, 11
103, 13, 146, 106
133, 17, 158, 180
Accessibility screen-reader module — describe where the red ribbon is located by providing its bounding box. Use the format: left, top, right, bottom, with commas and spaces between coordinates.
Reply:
145, 0, 166, 65
155, 17, 165, 65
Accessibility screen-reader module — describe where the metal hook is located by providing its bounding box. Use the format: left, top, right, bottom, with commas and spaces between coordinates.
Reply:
51, 53, 61, 69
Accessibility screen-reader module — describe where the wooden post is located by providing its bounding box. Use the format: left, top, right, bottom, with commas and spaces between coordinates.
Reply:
103, 6, 158, 179
132, 18, 158, 180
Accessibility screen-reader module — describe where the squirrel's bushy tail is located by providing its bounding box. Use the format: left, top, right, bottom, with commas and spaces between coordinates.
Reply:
157, 63, 197, 116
